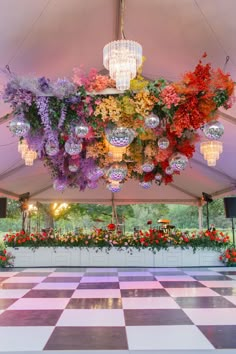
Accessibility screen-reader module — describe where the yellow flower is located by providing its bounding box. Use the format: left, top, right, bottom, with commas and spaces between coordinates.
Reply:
94, 96, 121, 122
134, 90, 156, 117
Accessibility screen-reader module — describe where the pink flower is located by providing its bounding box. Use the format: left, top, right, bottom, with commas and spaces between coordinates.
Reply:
160, 85, 180, 108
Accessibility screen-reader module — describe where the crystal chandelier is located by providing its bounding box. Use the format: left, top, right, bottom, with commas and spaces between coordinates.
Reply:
103, 0, 142, 90
18, 139, 28, 158
200, 141, 223, 166
18, 139, 37, 166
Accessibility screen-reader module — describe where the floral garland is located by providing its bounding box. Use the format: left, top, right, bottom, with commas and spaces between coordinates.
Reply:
4, 229, 231, 254
2, 55, 234, 191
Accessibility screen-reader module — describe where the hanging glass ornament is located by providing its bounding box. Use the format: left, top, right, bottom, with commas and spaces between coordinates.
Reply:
107, 163, 127, 182
105, 127, 135, 147
145, 113, 160, 129
139, 181, 152, 189
169, 153, 188, 171
203, 121, 224, 140
75, 122, 89, 138
87, 180, 98, 189
155, 173, 162, 182
107, 181, 122, 193
142, 162, 154, 173
165, 166, 174, 175
64, 137, 82, 156
53, 178, 67, 192
68, 163, 79, 172
9, 114, 30, 137
87, 167, 104, 181
45, 139, 59, 156
158, 137, 170, 150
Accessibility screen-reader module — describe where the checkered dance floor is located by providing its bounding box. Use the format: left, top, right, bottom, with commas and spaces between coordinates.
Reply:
0, 267, 236, 352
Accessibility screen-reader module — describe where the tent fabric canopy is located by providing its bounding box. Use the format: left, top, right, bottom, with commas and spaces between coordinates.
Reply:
0, 0, 236, 205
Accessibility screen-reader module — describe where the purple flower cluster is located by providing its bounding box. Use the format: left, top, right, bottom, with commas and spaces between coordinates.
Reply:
58, 105, 67, 129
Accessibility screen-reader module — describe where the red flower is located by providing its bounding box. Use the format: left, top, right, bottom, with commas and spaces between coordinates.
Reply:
143, 172, 155, 182
107, 223, 116, 231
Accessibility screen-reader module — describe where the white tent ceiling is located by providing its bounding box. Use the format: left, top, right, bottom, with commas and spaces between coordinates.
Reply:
0, 0, 236, 205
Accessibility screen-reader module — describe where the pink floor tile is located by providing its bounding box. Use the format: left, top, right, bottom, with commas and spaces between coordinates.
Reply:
183, 308, 236, 325
3, 277, 46, 284
122, 297, 180, 309
119, 281, 163, 289
8, 297, 70, 310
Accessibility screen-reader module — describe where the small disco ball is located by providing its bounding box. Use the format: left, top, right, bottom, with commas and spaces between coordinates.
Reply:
165, 166, 174, 175
75, 123, 89, 138
155, 173, 162, 181
64, 137, 82, 156
145, 113, 160, 129
9, 114, 30, 137
203, 121, 224, 140
158, 137, 170, 150
107, 182, 122, 193
107, 163, 127, 182
68, 163, 78, 172
87, 167, 104, 181
87, 180, 98, 189
169, 153, 188, 171
139, 181, 152, 189
142, 162, 154, 173
53, 178, 67, 192
45, 139, 59, 156
105, 127, 135, 147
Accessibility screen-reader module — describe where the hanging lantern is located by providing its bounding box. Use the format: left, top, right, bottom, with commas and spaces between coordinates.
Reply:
169, 153, 188, 171
107, 163, 127, 182
139, 181, 152, 189
9, 114, 30, 137
200, 141, 223, 166
75, 122, 89, 138
165, 166, 174, 175
103, 40, 142, 90
24, 149, 37, 166
107, 181, 122, 193
45, 139, 59, 156
53, 177, 67, 192
87, 167, 104, 181
155, 173, 162, 182
64, 137, 82, 156
158, 137, 170, 150
142, 162, 154, 173
105, 127, 135, 147
203, 121, 224, 140
145, 113, 160, 129
18, 139, 28, 158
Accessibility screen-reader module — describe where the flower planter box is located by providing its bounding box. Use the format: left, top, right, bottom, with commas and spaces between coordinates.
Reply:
7, 247, 223, 267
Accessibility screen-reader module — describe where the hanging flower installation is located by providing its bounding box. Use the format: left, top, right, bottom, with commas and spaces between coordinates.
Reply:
2, 56, 234, 192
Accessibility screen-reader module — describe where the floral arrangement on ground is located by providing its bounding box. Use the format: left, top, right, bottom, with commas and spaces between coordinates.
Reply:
1, 54, 234, 192
0, 247, 14, 268
4, 229, 232, 254
220, 247, 236, 266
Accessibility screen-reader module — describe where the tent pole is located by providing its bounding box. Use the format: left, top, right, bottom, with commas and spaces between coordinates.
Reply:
198, 205, 203, 230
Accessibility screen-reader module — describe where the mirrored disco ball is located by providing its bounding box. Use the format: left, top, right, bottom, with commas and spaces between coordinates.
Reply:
75, 123, 89, 138
53, 178, 67, 192
169, 153, 188, 171
108, 163, 127, 182
203, 121, 224, 140
145, 113, 160, 129
142, 162, 154, 173
158, 137, 170, 150
68, 163, 78, 172
105, 127, 135, 147
107, 182, 122, 193
64, 137, 82, 155
9, 114, 30, 137
139, 181, 152, 189
165, 166, 174, 175
45, 139, 59, 156
87, 180, 98, 189
87, 167, 104, 181
155, 173, 162, 181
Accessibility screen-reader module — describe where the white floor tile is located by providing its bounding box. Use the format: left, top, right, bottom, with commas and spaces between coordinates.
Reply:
47, 272, 84, 277
3, 276, 46, 283
122, 297, 180, 309
0, 326, 54, 351
85, 268, 117, 273
8, 297, 70, 310
183, 271, 221, 275
80, 276, 118, 283
183, 308, 236, 325
57, 309, 125, 326
0, 272, 19, 277
118, 271, 153, 276
0, 289, 30, 298
227, 275, 236, 280
155, 275, 195, 281
126, 325, 214, 350
120, 281, 163, 289
199, 280, 236, 288
223, 295, 236, 306
21, 268, 56, 272
34, 282, 78, 290
165, 287, 220, 297
73, 289, 121, 298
